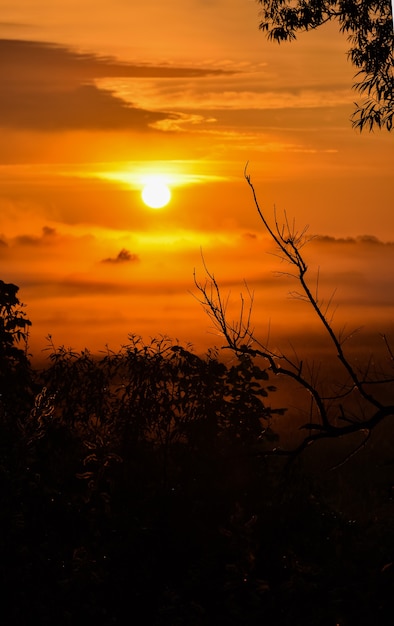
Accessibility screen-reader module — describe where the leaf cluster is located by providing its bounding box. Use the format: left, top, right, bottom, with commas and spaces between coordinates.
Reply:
0, 280, 34, 420
257, 0, 394, 130
0, 279, 31, 359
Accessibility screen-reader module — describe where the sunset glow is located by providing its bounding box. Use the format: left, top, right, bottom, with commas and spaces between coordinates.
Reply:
1, 1, 393, 361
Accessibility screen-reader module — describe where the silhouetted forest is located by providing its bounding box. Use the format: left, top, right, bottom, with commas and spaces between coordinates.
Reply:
1, 279, 394, 625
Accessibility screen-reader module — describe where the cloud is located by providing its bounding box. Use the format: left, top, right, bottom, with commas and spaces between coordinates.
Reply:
314, 235, 394, 246
0, 38, 232, 132
42, 226, 56, 237
1, 39, 231, 81
1, 82, 174, 131
13, 226, 59, 246
242, 232, 257, 240
101, 249, 139, 264
0, 226, 98, 271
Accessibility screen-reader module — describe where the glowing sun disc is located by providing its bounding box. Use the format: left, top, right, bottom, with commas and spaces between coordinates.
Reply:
141, 179, 171, 209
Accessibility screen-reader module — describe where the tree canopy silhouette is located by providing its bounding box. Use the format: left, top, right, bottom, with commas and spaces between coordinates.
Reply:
256, 0, 394, 131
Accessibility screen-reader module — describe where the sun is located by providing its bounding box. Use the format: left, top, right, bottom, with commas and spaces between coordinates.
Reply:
141, 176, 171, 209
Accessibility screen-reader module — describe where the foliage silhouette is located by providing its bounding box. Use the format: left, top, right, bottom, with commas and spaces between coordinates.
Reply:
256, 0, 394, 130
0, 279, 33, 423
1, 286, 393, 625
39, 334, 280, 479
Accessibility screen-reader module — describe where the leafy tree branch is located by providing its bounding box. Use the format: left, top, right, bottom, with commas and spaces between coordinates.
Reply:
256, 0, 394, 131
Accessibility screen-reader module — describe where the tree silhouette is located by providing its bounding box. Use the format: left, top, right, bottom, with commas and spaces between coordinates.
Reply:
194, 169, 394, 459
256, 0, 394, 131
0, 280, 33, 420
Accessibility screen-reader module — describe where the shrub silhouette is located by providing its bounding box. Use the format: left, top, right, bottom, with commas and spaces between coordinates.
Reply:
38, 334, 281, 501
2, 328, 288, 623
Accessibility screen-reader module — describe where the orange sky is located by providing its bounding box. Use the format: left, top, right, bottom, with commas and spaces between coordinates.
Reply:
1, 1, 393, 362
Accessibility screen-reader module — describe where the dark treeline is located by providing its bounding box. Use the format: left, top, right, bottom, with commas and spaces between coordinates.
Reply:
1, 280, 393, 625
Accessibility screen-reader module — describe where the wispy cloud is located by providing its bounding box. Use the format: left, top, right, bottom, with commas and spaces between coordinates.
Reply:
315, 234, 394, 246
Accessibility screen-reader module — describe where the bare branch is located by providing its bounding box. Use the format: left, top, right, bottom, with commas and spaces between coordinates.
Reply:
194, 168, 394, 459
